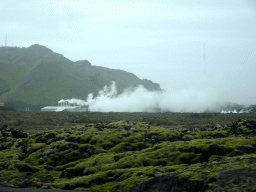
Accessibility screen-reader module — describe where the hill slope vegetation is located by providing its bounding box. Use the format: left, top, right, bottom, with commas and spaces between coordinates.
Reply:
0, 45, 161, 110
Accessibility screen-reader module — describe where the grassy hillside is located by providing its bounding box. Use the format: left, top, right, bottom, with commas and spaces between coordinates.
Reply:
0, 45, 161, 110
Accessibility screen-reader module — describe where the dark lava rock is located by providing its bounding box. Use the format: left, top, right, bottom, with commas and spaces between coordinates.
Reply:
121, 174, 206, 192
95, 123, 109, 131
18, 164, 39, 172
20, 180, 30, 188
11, 173, 33, 188
124, 125, 131, 131
61, 175, 109, 190
50, 136, 65, 143
67, 136, 90, 144
61, 183, 77, 190
3, 141, 14, 150
211, 167, 256, 191
180, 135, 190, 141
61, 182, 108, 191
78, 145, 95, 155
228, 150, 243, 157
1, 126, 29, 138
36, 132, 56, 143
0, 163, 9, 170
61, 181, 92, 190
59, 168, 84, 179
0, 175, 12, 186
40, 175, 55, 183
208, 144, 232, 156
213, 132, 225, 138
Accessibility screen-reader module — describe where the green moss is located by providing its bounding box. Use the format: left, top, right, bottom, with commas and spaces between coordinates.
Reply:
1, 117, 256, 190
251, 185, 256, 192
23, 150, 41, 165
0, 149, 18, 160
0, 169, 23, 178
27, 137, 37, 144
174, 153, 202, 165
27, 143, 46, 154
178, 171, 202, 181
208, 183, 213, 189
221, 136, 256, 149
55, 160, 82, 171
208, 155, 227, 163
33, 168, 62, 179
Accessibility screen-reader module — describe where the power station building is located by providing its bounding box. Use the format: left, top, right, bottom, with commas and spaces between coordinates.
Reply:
41, 100, 88, 112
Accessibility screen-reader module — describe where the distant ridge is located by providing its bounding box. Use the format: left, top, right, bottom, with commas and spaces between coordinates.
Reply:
28, 44, 53, 53
0, 44, 162, 111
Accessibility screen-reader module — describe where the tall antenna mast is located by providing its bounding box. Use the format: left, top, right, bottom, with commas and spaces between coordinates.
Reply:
203, 43, 206, 75
5, 35, 7, 47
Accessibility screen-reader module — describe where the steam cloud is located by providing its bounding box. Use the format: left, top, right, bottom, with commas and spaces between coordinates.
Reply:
59, 81, 226, 112
220, 109, 251, 114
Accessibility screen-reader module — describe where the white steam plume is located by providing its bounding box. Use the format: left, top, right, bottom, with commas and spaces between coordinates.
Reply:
220, 109, 251, 114
59, 81, 225, 112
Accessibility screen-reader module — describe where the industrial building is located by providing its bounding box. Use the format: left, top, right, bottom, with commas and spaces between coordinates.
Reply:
41, 100, 88, 112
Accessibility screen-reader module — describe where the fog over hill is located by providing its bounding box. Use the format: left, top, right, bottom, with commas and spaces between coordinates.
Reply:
0, 44, 254, 112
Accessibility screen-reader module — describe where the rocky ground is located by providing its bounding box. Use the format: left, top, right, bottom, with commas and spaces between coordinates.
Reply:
0, 119, 256, 191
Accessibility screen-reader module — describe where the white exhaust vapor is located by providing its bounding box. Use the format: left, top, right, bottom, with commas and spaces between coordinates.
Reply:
220, 109, 251, 114
58, 81, 226, 112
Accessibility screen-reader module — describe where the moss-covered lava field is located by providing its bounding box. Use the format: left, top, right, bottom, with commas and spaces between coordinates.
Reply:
0, 111, 256, 191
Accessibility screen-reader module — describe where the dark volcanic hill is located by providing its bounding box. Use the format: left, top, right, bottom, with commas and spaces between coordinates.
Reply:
0, 44, 162, 110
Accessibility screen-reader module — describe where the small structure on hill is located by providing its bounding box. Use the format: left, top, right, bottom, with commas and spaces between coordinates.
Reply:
41, 101, 88, 112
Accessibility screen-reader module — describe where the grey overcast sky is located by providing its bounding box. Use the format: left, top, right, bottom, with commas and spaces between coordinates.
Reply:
1, 0, 256, 105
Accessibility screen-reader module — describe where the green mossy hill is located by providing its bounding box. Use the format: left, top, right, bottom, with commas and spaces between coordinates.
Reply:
1, 119, 256, 191
0, 45, 161, 111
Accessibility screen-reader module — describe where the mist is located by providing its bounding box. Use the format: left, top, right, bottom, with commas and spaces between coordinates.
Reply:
60, 81, 226, 113
2, 0, 255, 107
